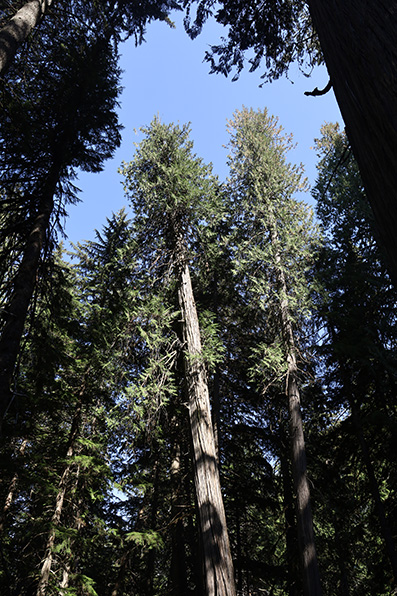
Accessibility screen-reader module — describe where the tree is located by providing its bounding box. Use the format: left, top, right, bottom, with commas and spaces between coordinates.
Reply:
0, 20, 122, 425
312, 123, 397, 592
224, 107, 322, 596
0, 0, 53, 74
184, 0, 397, 285
121, 118, 237, 596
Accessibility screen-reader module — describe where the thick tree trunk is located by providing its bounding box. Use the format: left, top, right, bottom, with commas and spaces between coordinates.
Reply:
0, 0, 52, 74
306, 0, 397, 286
280, 430, 301, 596
0, 177, 56, 425
177, 259, 236, 596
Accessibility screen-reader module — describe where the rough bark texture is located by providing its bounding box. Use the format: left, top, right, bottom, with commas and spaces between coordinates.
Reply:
177, 260, 236, 596
0, 177, 55, 424
306, 0, 397, 285
0, 0, 51, 74
287, 360, 321, 596
280, 430, 301, 596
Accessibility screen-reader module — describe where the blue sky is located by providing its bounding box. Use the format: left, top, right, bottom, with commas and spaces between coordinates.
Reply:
65, 12, 342, 246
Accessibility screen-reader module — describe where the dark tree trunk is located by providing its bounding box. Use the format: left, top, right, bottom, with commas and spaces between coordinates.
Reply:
0, 171, 57, 424
287, 365, 321, 596
306, 0, 397, 286
350, 399, 397, 586
0, 0, 52, 74
177, 258, 236, 596
280, 429, 301, 596
169, 428, 188, 594
269, 216, 322, 596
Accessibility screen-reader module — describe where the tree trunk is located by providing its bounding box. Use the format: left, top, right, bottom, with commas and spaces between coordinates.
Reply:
169, 431, 188, 594
280, 429, 300, 596
287, 359, 321, 596
0, 0, 52, 74
270, 217, 322, 596
350, 399, 397, 586
36, 402, 81, 596
0, 438, 28, 533
177, 259, 236, 596
0, 175, 56, 425
306, 0, 397, 286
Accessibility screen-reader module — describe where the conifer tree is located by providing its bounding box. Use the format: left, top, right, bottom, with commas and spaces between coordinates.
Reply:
0, 18, 122, 426
224, 107, 322, 596
312, 123, 397, 592
121, 117, 236, 596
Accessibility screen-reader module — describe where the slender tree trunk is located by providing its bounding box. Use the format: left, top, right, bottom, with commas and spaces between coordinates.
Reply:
306, 0, 397, 286
0, 438, 28, 533
0, 179, 56, 424
235, 509, 243, 594
269, 219, 322, 596
280, 430, 300, 596
177, 258, 236, 596
287, 359, 321, 596
350, 399, 397, 585
0, 0, 52, 74
36, 402, 81, 596
169, 430, 188, 594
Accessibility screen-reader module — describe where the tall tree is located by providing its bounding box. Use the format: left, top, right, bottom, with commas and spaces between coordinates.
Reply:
224, 107, 322, 596
312, 123, 397, 592
121, 118, 237, 596
0, 0, 53, 74
184, 0, 397, 285
0, 21, 122, 424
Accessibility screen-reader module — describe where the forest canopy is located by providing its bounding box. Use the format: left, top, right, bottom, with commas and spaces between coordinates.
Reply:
0, 2, 396, 596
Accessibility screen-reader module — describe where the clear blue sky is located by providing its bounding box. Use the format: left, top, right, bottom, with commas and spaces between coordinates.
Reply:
65, 11, 342, 246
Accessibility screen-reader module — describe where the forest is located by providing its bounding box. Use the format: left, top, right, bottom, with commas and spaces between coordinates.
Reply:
0, 1, 396, 596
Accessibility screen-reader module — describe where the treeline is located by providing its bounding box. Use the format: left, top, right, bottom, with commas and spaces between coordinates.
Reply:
1, 2, 397, 596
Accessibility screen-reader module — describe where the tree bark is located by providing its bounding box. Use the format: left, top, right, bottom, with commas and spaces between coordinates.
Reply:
270, 218, 322, 596
280, 429, 301, 596
177, 259, 236, 596
0, 174, 56, 426
0, 0, 52, 74
306, 0, 397, 286
36, 401, 81, 596
287, 359, 321, 596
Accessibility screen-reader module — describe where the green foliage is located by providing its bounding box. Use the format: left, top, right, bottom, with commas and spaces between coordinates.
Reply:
184, 0, 322, 81
126, 530, 164, 550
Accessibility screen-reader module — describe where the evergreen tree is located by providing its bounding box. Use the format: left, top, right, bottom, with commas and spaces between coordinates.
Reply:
311, 123, 397, 593
184, 0, 397, 285
0, 16, 122, 425
121, 117, 237, 596
223, 107, 322, 596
